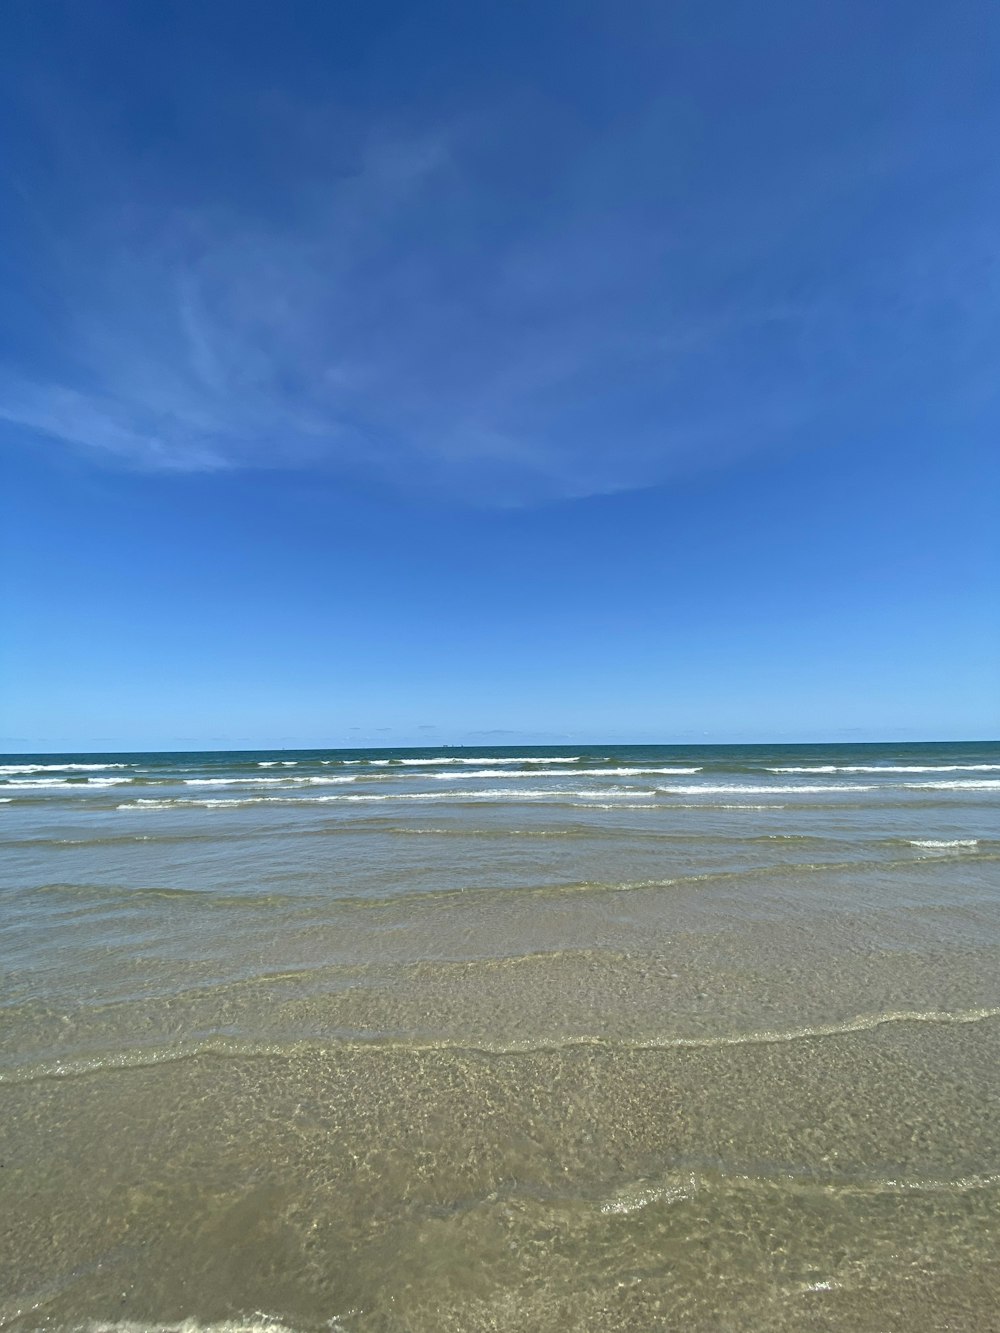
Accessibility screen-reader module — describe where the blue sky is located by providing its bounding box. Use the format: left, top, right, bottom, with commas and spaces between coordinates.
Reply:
2, 0, 998, 750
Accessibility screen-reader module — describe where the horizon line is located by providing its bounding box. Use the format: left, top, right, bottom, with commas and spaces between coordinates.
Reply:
2, 737, 997, 758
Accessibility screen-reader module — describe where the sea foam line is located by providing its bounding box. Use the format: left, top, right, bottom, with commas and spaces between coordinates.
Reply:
598, 1167, 1000, 1216
0, 777, 132, 789
4, 1007, 998, 1084
655, 783, 879, 795
180, 769, 699, 785
76, 1321, 302, 1333
904, 779, 1000, 791
909, 838, 980, 849
360, 755, 584, 766
0, 762, 130, 775
664, 779, 999, 794
769, 764, 1000, 774
182, 776, 357, 786
427, 767, 702, 779
116, 788, 650, 810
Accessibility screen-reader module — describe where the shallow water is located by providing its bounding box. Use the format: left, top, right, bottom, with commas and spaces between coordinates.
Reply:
2, 741, 999, 1330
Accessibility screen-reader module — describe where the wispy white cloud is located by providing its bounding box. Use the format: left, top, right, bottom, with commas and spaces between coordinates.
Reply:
3, 83, 998, 505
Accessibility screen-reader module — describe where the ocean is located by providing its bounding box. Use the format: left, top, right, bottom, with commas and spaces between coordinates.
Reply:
2, 740, 999, 1330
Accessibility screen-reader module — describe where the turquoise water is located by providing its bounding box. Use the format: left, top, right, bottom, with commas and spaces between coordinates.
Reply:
2, 741, 999, 1329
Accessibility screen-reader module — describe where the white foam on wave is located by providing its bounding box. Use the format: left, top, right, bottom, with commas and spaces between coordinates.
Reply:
257, 760, 297, 767
341, 787, 641, 802
183, 776, 356, 786
909, 838, 980, 849
79, 1320, 303, 1333
118, 787, 652, 811
618, 766, 702, 775
600, 1174, 699, 1214
657, 778, 991, 794
708, 803, 777, 810
770, 764, 1000, 775
428, 766, 703, 780
580, 802, 650, 810
674, 775, 999, 794
363, 755, 584, 766
1, 775, 131, 790
657, 783, 878, 795
767, 765, 841, 774
119, 797, 271, 810
12, 1007, 999, 1085
904, 779, 1000, 791
0, 762, 129, 775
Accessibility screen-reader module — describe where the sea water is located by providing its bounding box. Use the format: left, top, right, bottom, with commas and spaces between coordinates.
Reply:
1, 741, 999, 1329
